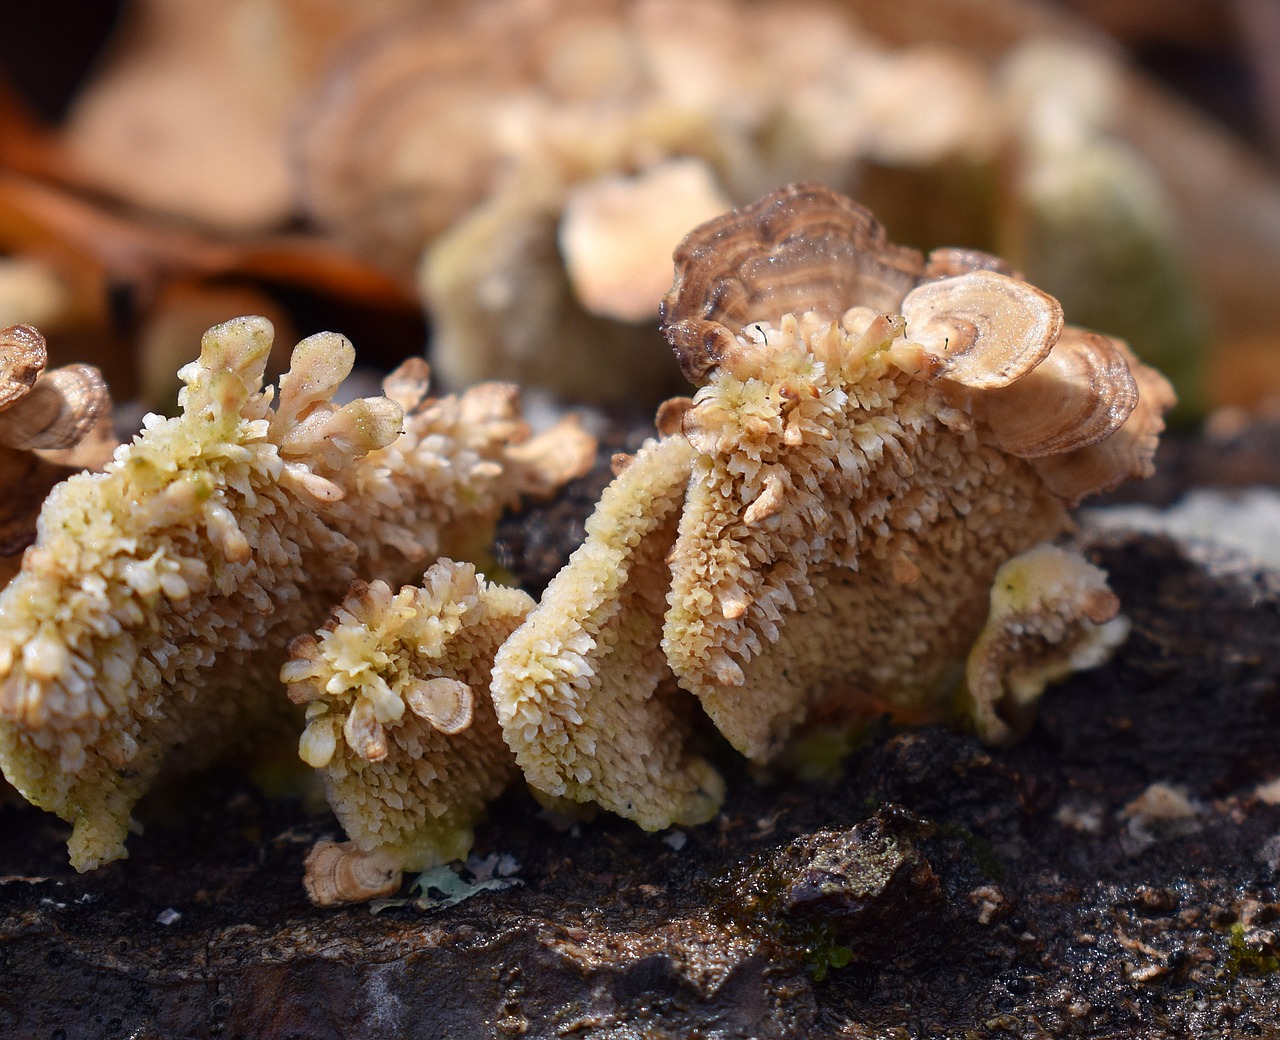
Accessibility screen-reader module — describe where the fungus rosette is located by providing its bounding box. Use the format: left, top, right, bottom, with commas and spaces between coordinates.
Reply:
493, 184, 1174, 831
0, 316, 593, 870
282, 560, 531, 905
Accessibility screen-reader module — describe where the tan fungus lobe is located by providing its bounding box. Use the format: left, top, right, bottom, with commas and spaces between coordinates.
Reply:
0, 325, 112, 455
405, 677, 475, 735
976, 327, 1138, 459
965, 545, 1128, 746
0, 322, 46, 407
921, 247, 1018, 281
0, 316, 592, 870
1028, 341, 1176, 505
492, 184, 1172, 830
897, 270, 1062, 389
0, 363, 110, 452
284, 560, 531, 904
61, 0, 421, 231
0, 324, 116, 570
422, 178, 679, 403
491, 433, 725, 831
559, 158, 733, 323
302, 839, 403, 906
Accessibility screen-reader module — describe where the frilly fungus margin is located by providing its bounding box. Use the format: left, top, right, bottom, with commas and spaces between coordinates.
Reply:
0, 316, 592, 870
283, 559, 532, 905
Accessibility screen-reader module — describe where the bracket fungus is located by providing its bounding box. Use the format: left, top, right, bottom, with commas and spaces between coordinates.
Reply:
492, 183, 1173, 832
292, 0, 1000, 403
0, 316, 593, 870
283, 559, 532, 905
61, 0, 422, 232
0, 323, 116, 585
965, 545, 1130, 746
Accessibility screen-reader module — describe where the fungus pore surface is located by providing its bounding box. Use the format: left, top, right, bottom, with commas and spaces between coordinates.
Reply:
0, 316, 592, 870
491, 184, 1174, 831
283, 559, 532, 905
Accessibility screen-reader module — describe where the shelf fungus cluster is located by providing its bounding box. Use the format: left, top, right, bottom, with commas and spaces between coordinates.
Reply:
294, 0, 998, 404
0, 316, 593, 871
492, 184, 1174, 831
282, 560, 532, 905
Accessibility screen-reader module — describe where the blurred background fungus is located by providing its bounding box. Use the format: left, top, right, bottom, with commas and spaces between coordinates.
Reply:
2, 0, 1280, 437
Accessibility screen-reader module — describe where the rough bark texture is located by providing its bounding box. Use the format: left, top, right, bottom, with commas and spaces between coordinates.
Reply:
3, 423, 1280, 1039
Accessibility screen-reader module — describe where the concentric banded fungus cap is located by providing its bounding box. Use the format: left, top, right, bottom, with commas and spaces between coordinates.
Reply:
302, 840, 402, 907
0, 324, 46, 409
0, 324, 115, 562
0, 325, 111, 451
898, 270, 1063, 389
978, 327, 1139, 458
660, 183, 925, 382
1027, 341, 1175, 505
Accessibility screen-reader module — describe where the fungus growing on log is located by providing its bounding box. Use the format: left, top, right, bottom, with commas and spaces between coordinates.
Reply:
283, 560, 532, 905
491, 184, 1173, 831
0, 316, 593, 870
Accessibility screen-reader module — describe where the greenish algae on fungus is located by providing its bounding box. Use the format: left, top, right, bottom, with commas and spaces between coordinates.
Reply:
0, 316, 593, 871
